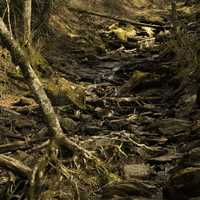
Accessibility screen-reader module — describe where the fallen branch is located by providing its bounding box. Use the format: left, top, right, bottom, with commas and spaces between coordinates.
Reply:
68, 6, 169, 29
0, 154, 32, 178
0, 138, 48, 154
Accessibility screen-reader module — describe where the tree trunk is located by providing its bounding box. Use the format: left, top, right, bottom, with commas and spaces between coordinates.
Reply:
0, 18, 92, 157
171, 0, 177, 36
23, 0, 32, 48
5, 0, 13, 38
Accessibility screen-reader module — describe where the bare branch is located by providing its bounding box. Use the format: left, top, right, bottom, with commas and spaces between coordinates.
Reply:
68, 6, 169, 29
0, 154, 32, 178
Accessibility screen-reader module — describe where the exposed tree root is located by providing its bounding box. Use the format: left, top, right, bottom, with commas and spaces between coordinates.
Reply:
0, 18, 94, 159
0, 16, 99, 199
0, 154, 32, 178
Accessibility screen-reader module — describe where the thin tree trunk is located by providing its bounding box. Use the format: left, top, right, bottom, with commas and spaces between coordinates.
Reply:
0, 18, 92, 158
5, 0, 13, 38
23, 0, 32, 48
171, 0, 177, 36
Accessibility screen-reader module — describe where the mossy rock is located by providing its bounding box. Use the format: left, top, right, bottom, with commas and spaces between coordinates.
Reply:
30, 49, 53, 77
60, 117, 78, 132
108, 24, 137, 42
132, 70, 148, 79
166, 166, 200, 198
118, 70, 150, 96
43, 77, 87, 109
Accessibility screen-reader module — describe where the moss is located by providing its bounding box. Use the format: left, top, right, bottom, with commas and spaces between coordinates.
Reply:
108, 24, 137, 42
97, 170, 121, 185
29, 48, 53, 77
132, 70, 147, 79
43, 77, 87, 109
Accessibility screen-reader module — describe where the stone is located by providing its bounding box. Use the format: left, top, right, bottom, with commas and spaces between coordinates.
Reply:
123, 163, 152, 179
60, 117, 78, 132
151, 118, 191, 135
44, 77, 87, 109
166, 166, 200, 199
14, 118, 36, 129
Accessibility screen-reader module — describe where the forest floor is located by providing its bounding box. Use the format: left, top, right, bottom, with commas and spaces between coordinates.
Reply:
0, 1, 200, 200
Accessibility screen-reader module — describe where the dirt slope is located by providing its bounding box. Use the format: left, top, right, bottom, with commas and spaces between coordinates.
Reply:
1, 1, 200, 200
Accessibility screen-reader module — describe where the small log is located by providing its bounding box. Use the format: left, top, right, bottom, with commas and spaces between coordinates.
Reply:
0, 154, 32, 178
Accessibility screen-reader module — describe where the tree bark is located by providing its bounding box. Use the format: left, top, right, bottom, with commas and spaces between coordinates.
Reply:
0, 154, 32, 178
5, 0, 13, 38
23, 0, 32, 48
0, 18, 92, 158
171, 0, 177, 36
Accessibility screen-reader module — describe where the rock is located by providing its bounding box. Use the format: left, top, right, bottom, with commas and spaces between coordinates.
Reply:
95, 107, 111, 119
12, 97, 36, 106
60, 117, 78, 132
118, 70, 151, 96
189, 197, 200, 200
156, 30, 170, 42
43, 77, 87, 109
103, 119, 129, 131
14, 118, 36, 129
123, 163, 152, 179
108, 24, 137, 42
30, 48, 53, 77
165, 166, 200, 199
147, 152, 182, 164
80, 114, 93, 122
150, 118, 191, 135
177, 146, 200, 167
80, 125, 102, 135
187, 147, 200, 162
101, 179, 158, 199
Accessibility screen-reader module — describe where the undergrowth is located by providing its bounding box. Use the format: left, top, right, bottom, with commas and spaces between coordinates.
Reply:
167, 27, 200, 80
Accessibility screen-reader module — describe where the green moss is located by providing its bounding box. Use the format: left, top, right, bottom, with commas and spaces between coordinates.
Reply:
132, 70, 146, 79
29, 49, 52, 77
97, 170, 121, 185
109, 24, 136, 42
43, 77, 87, 109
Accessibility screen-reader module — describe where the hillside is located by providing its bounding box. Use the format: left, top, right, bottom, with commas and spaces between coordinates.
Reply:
0, 0, 200, 199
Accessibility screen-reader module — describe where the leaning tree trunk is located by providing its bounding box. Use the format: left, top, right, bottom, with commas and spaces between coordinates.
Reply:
23, 0, 32, 49
0, 18, 92, 157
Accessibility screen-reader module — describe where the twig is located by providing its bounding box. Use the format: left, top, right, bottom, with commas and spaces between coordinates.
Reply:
0, 106, 21, 116
27, 140, 50, 153
58, 163, 80, 200
68, 6, 170, 29
0, 138, 48, 153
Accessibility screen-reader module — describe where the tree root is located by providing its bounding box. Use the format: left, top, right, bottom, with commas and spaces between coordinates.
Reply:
0, 154, 32, 178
